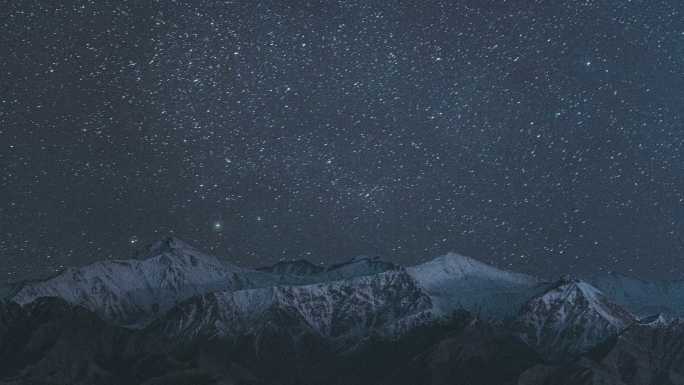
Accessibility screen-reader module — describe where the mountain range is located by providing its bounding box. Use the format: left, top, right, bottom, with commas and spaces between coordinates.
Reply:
2, 236, 683, 385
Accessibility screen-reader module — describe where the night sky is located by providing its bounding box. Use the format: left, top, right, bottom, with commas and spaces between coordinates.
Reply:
2, 1, 684, 282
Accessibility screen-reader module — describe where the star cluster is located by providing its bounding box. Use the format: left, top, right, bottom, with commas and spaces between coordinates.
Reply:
2, 0, 684, 281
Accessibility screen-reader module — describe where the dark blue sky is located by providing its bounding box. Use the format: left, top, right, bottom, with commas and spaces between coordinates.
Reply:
2, 0, 684, 281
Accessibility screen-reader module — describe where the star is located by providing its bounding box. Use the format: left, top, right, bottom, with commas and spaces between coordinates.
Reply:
212, 221, 223, 232
2, 1, 682, 281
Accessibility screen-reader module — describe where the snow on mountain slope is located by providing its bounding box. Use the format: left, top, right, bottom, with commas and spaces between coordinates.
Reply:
588, 272, 684, 317
12, 237, 287, 327
155, 269, 434, 345
516, 276, 636, 361
407, 253, 544, 318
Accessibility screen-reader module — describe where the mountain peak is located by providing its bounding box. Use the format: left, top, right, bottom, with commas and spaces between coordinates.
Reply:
433, 252, 488, 268
557, 274, 580, 285
12, 236, 250, 327
414, 252, 525, 280
536, 278, 633, 320
144, 236, 198, 256
407, 253, 541, 318
517, 277, 635, 360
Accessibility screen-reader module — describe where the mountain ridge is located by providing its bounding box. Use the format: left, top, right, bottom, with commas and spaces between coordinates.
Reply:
2, 237, 683, 385
8, 239, 544, 327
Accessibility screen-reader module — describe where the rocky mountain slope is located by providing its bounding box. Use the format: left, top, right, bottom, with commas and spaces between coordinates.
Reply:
519, 320, 684, 385
516, 276, 636, 361
9, 239, 401, 327
3, 237, 684, 385
154, 269, 433, 347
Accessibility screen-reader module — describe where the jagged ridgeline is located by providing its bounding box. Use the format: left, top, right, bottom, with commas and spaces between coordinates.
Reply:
2, 237, 684, 385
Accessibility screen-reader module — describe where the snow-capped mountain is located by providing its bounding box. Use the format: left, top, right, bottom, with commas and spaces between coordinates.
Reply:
12, 237, 285, 327
155, 269, 433, 346
407, 253, 544, 318
516, 276, 636, 361
9, 239, 402, 329
5, 237, 684, 385
588, 272, 684, 318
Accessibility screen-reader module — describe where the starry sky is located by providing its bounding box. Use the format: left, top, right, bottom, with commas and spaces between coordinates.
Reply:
2, 0, 684, 282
